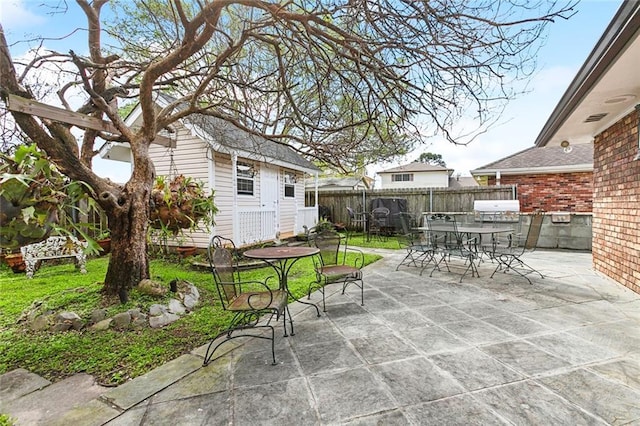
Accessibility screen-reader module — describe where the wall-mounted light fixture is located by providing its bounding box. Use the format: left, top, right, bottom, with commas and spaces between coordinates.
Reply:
285, 172, 297, 184
560, 140, 573, 153
237, 162, 255, 177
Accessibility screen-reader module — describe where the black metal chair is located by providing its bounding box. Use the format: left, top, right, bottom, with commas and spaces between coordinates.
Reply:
346, 207, 367, 238
308, 231, 365, 312
395, 212, 435, 272
368, 206, 390, 241
425, 213, 480, 281
203, 235, 292, 366
490, 212, 545, 284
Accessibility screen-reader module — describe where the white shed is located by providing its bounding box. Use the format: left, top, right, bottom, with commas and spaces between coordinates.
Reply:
100, 94, 320, 248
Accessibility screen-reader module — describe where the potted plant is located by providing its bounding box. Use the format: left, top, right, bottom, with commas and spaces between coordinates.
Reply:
148, 174, 217, 255
3, 250, 26, 273
96, 230, 111, 254
150, 175, 216, 232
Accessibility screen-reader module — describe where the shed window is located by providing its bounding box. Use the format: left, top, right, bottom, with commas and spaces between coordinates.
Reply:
392, 173, 413, 182
237, 161, 255, 195
284, 172, 296, 198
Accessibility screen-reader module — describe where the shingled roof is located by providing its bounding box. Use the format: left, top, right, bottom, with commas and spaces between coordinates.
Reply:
157, 93, 319, 173
378, 162, 453, 174
471, 144, 593, 175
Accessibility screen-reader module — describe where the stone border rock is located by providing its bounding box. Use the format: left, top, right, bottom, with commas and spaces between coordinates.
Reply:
22, 280, 200, 332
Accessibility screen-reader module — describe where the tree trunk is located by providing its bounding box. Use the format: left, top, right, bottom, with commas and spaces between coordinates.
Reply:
102, 176, 152, 303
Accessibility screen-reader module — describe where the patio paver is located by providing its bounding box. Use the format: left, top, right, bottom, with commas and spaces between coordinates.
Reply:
4, 248, 640, 425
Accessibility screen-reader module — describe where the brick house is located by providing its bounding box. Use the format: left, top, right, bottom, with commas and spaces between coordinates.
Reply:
470, 144, 593, 213
534, 2, 640, 293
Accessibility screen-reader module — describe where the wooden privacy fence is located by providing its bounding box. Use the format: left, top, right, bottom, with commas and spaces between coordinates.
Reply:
309, 185, 517, 226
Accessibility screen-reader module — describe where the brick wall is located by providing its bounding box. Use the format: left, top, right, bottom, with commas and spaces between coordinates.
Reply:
487, 172, 593, 213
593, 108, 640, 294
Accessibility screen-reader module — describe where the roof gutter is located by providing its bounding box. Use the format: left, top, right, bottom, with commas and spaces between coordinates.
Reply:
534, 2, 640, 147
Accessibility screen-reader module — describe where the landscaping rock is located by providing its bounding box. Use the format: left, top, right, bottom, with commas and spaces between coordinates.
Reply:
89, 309, 108, 325
21, 282, 202, 334
183, 293, 198, 310
138, 279, 167, 297
51, 312, 83, 331
149, 304, 168, 316
50, 321, 72, 332
130, 316, 148, 329
111, 312, 132, 329
149, 313, 180, 329
90, 318, 113, 331
30, 315, 52, 331
167, 299, 186, 315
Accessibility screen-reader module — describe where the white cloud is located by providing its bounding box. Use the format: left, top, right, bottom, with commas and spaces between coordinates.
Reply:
0, 0, 46, 32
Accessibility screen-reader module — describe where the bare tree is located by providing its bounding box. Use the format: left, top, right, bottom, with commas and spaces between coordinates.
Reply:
0, 0, 576, 302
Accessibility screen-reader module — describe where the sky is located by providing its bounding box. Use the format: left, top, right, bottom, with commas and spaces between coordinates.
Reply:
0, 0, 624, 182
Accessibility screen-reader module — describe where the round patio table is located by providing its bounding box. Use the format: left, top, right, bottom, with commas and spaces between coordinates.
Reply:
244, 246, 321, 317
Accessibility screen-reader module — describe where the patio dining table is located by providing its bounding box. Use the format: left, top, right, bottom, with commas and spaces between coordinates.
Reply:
243, 246, 321, 317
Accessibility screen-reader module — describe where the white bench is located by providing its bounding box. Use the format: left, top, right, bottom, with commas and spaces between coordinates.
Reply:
20, 236, 88, 279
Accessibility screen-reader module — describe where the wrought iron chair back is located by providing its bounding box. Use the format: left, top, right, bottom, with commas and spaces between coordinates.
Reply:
308, 230, 365, 311
314, 231, 343, 266
346, 206, 367, 232
208, 235, 240, 307
368, 206, 390, 240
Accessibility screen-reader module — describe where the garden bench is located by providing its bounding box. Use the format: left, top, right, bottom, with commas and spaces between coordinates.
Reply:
20, 236, 88, 279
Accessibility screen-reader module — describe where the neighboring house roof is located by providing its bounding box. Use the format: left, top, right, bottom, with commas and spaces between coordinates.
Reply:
305, 176, 372, 190
378, 162, 453, 174
534, 2, 640, 148
471, 144, 593, 175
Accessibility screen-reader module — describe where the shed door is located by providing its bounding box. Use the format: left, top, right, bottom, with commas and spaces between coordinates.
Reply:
260, 165, 279, 238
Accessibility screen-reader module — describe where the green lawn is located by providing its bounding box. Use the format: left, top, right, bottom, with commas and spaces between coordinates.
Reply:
0, 242, 386, 385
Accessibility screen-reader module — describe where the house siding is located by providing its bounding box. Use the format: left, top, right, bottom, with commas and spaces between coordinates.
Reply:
149, 126, 212, 248
379, 172, 449, 189
212, 153, 234, 240
592, 108, 640, 294
487, 172, 593, 213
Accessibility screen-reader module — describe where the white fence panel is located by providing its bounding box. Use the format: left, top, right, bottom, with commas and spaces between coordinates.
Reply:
237, 209, 276, 246
296, 206, 318, 234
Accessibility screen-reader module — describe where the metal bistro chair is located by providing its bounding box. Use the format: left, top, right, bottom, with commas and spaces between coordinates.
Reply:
395, 212, 435, 272
346, 207, 367, 239
490, 212, 545, 284
308, 231, 365, 312
425, 213, 480, 282
203, 236, 292, 366
368, 206, 390, 241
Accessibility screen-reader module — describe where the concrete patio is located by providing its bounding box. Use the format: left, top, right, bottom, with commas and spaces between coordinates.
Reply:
3, 248, 640, 425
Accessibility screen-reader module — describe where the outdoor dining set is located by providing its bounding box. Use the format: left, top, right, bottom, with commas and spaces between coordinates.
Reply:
203, 208, 545, 366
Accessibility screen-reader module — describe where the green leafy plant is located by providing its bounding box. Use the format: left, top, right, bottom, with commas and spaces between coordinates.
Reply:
149, 174, 217, 232
148, 174, 218, 255
0, 145, 97, 251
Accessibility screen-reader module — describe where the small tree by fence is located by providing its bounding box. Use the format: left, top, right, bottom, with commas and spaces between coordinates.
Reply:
309, 185, 517, 225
